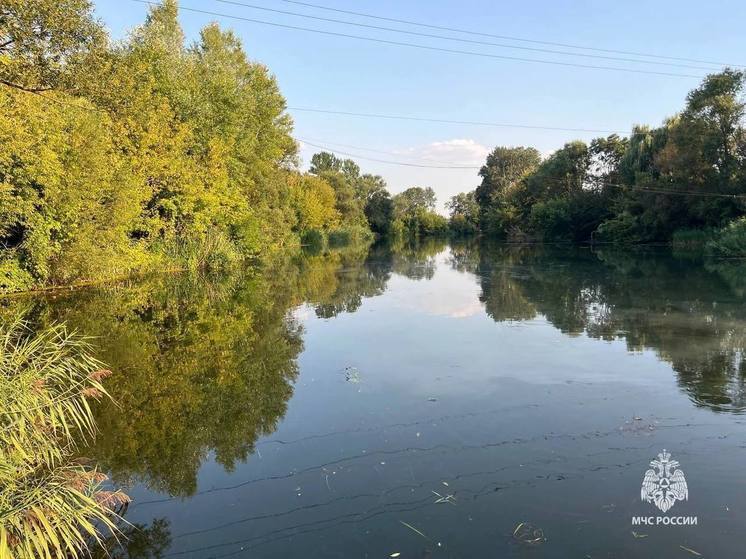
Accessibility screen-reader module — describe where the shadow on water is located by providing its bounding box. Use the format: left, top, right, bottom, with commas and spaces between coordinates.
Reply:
3, 239, 746, 557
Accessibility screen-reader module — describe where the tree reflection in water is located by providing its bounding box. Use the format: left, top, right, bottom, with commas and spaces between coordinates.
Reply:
3, 239, 746, 557
466, 242, 746, 413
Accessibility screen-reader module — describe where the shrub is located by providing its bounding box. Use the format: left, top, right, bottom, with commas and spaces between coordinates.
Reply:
327, 226, 374, 248
707, 217, 746, 257
529, 198, 572, 241
0, 255, 35, 294
595, 213, 646, 244
418, 212, 449, 237
449, 214, 478, 236
156, 232, 243, 272
327, 229, 351, 247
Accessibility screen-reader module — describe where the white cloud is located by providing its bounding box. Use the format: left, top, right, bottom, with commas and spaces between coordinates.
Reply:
397, 138, 490, 165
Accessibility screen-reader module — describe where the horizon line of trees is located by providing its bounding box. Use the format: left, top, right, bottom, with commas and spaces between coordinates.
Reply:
447, 69, 746, 251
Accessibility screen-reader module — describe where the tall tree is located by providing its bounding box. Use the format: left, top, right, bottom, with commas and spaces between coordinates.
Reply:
0, 0, 104, 91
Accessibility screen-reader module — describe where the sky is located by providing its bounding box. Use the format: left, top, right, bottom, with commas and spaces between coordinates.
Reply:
92, 0, 746, 212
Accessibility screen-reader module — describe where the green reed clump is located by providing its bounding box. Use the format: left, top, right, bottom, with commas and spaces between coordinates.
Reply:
0, 320, 127, 559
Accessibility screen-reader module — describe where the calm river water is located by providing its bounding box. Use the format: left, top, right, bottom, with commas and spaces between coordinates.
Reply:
7, 240, 746, 558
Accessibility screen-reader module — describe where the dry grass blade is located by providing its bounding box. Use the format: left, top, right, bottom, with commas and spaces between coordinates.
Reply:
399, 520, 429, 540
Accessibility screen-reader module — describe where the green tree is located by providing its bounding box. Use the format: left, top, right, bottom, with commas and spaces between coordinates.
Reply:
392, 187, 446, 238
447, 191, 480, 235
364, 188, 394, 235
394, 186, 437, 214
0, 0, 104, 92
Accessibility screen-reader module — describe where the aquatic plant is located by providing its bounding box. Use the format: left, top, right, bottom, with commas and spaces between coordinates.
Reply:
0, 320, 127, 558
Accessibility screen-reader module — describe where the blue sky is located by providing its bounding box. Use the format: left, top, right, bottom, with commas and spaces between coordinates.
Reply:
92, 0, 746, 211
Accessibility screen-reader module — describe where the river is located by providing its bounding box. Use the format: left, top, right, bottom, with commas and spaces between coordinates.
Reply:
6, 240, 746, 558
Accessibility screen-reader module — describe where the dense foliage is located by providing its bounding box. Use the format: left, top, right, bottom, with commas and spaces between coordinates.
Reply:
391, 186, 449, 238
450, 70, 746, 246
0, 0, 452, 294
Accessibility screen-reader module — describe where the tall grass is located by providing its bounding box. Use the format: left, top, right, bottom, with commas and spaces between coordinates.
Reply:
0, 320, 127, 558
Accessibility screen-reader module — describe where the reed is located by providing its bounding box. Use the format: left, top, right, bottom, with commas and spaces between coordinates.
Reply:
0, 320, 127, 558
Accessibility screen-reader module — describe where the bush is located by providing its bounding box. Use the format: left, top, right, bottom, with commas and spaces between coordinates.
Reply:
418, 212, 449, 237
449, 214, 478, 236
529, 198, 572, 241
0, 256, 35, 294
327, 229, 351, 247
327, 225, 374, 248
595, 213, 646, 244
707, 217, 746, 257
157, 232, 243, 272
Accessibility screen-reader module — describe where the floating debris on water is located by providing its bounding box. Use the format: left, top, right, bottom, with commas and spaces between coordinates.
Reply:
512, 522, 546, 545
620, 416, 657, 435
431, 490, 456, 505
343, 366, 361, 383
399, 520, 429, 540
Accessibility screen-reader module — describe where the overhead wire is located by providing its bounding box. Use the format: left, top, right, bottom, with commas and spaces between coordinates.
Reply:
277, 0, 745, 69
210, 0, 717, 71
298, 138, 746, 199
287, 106, 629, 134
130, 1, 703, 79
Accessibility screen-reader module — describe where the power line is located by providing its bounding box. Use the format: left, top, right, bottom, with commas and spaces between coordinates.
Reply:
210, 0, 715, 71
288, 106, 629, 134
0, 69, 652, 140
6, 88, 742, 201
278, 0, 745, 69
603, 182, 746, 199
131, 1, 702, 79
518, 172, 746, 199
300, 137, 746, 200
299, 138, 481, 168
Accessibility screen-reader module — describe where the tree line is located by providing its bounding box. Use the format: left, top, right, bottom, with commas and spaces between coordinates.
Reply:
447, 70, 746, 253
5, 0, 743, 297
0, 0, 449, 294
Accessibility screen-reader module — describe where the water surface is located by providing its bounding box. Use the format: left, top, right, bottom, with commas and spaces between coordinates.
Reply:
6, 241, 746, 558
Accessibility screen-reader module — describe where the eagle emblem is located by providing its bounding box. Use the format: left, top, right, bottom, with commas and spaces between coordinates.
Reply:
641, 449, 688, 512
